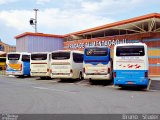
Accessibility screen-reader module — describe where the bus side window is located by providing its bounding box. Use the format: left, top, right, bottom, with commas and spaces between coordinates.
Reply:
22, 55, 30, 62
73, 53, 83, 63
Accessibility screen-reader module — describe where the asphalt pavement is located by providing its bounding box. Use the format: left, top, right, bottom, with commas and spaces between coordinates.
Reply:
0, 76, 159, 114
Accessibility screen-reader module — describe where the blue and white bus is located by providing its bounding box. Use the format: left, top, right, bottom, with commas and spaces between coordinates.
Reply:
6, 52, 31, 77
113, 43, 149, 88
83, 47, 112, 81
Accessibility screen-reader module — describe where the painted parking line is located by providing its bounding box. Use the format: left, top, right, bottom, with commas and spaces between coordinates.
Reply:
5, 75, 15, 77
149, 89, 159, 92
33, 86, 79, 94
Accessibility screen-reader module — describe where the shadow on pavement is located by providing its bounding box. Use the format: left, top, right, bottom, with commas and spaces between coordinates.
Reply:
89, 80, 113, 86
36, 77, 52, 80
15, 75, 31, 79
150, 80, 160, 90
117, 86, 148, 91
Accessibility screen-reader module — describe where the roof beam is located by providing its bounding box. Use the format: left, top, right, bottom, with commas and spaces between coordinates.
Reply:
149, 18, 156, 32
154, 27, 160, 31
113, 28, 144, 33
130, 23, 146, 32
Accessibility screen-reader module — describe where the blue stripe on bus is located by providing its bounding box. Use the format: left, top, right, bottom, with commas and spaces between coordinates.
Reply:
84, 60, 109, 65
23, 61, 30, 75
84, 60, 109, 63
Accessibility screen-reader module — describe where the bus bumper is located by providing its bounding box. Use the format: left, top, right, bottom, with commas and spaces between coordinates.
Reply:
113, 70, 149, 87
114, 78, 149, 87
31, 72, 50, 77
6, 71, 23, 76
84, 74, 111, 80
51, 73, 74, 79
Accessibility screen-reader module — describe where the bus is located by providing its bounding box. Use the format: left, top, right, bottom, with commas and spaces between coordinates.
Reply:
0, 57, 6, 70
83, 47, 112, 81
113, 43, 149, 88
6, 52, 30, 76
50, 50, 84, 80
30, 52, 51, 79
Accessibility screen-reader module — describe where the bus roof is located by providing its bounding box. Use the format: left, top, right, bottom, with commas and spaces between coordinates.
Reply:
31, 52, 51, 54
52, 50, 83, 54
7, 52, 31, 55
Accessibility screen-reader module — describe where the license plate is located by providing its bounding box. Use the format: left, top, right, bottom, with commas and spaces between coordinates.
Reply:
127, 82, 134, 84
57, 73, 63, 75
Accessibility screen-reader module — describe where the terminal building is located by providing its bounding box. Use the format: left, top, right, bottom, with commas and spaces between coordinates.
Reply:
15, 13, 160, 76
0, 40, 16, 57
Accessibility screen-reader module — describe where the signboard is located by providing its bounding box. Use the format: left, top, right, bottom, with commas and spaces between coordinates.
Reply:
64, 39, 127, 50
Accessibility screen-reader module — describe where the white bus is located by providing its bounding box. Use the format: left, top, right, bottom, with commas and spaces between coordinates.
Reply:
113, 43, 149, 88
50, 50, 84, 80
83, 47, 112, 81
30, 52, 51, 79
6, 52, 31, 77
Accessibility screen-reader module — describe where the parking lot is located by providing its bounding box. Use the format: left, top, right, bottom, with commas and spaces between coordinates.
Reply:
0, 75, 160, 114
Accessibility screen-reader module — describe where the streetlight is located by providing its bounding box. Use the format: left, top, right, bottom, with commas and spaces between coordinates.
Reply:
29, 9, 39, 32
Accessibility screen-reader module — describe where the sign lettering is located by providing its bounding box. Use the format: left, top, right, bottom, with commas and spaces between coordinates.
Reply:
66, 39, 127, 49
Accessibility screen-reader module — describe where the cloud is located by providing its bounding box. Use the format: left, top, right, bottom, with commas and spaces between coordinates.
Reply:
38, 8, 114, 34
0, 0, 156, 34
0, 8, 114, 35
81, 0, 145, 14
0, 0, 17, 5
36, 0, 51, 5
0, 10, 32, 31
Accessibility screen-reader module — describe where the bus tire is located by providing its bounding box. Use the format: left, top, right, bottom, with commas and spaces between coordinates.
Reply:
40, 77, 46, 80
47, 77, 51, 80
17, 75, 24, 78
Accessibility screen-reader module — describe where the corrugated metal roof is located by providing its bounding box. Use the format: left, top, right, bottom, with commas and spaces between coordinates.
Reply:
64, 13, 160, 36
15, 32, 64, 39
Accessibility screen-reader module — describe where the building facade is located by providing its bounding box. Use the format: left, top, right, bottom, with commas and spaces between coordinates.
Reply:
15, 13, 160, 76
0, 40, 16, 53
15, 32, 64, 52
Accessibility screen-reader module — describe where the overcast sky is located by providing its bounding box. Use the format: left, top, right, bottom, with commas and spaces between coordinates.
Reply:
0, 0, 160, 45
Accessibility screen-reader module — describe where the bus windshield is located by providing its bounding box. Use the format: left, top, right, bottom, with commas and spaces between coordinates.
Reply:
8, 54, 20, 60
85, 48, 108, 56
31, 54, 47, 60
52, 52, 70, 60
116, 45, 145, 56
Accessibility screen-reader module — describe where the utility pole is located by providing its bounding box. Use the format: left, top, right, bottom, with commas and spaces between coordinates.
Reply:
33, 9, 39, 32
30, 9, 39, 33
